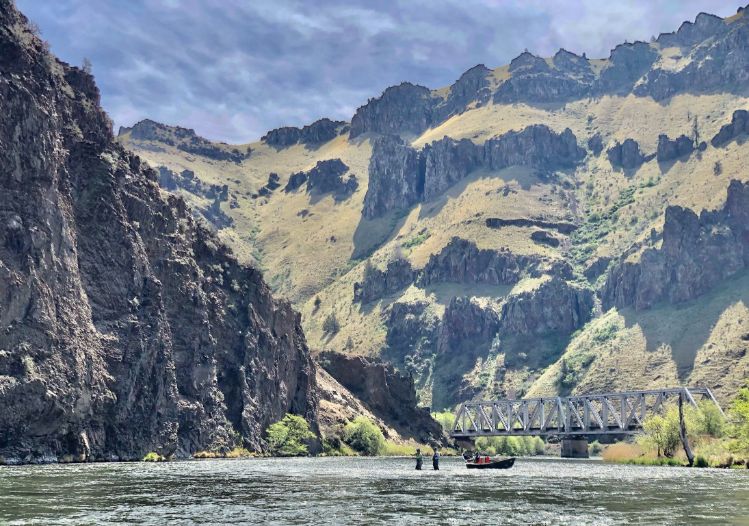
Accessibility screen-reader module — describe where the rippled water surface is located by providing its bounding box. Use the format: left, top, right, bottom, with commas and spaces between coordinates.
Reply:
1, 457, 748, 525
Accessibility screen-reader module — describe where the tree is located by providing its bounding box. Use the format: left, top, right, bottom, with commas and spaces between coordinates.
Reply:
342, 416, 385, 456
693, 400, 725, 438
82, 57, 93, 74
266, 414, 315, 457
641, 410, 681, 457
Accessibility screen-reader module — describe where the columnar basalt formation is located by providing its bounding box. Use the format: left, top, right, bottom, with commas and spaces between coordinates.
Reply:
363, 125, 584, 218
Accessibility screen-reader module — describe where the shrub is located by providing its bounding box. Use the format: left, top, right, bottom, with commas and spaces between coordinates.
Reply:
322, 313, 340, 335
266, 414, 315, 457
475, 436, 544, 456
343, 417, 385, 456
694, 400, 725, 438
694, 455, 709, 468
143, 452, 165, 462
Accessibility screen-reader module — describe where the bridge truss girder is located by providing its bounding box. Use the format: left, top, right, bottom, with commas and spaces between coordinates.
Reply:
450, 387, 722, 438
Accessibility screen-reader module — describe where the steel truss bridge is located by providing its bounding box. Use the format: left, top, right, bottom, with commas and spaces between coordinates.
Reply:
451, 387, 723, 438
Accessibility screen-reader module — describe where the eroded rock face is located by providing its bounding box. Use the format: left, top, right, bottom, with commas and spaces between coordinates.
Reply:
432, 64, 491, 122
494, 50, 591, 103
483, 125, 585, 170
422, 137, 482, 200
596, 42, 658, 94
363, 125, 584, 218
262, 118, 347, 148
499, 278, 594, 336
121, 119, 250, 163
349, 83, 435, 139
418, 237, 572, 287
602, 180, 749, 310
656, 134, 695, 162
362, 135, 423, 219
318, 351, 444, 445
353, 259, 415, 304
353, 238, 572, 303
637, 16, 748, 101
607, 138, 648, 169
711, 110, 749, 148
0, 4, 317, 463
657, 12, 727, 48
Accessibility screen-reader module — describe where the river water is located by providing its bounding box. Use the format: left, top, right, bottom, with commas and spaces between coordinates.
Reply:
1, 457, 748, 525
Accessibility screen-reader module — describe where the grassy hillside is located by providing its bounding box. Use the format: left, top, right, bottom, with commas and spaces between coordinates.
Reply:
119, 11, 749, 409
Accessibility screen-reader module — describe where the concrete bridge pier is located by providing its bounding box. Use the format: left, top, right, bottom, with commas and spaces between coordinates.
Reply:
561, 438, 589, 458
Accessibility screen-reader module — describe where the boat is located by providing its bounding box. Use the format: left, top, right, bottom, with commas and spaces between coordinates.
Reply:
465, 457, 516, 470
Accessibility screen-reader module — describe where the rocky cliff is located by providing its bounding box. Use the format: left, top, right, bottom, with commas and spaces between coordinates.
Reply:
0, 4, 317, 463
318, 351, 444, 445
364, 125, 585, 218
602, 180, 749, 311
262, 118, 348, 149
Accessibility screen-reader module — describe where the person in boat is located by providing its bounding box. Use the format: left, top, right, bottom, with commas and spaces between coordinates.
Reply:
432, 448, 440, 470
415, 448, 423, 470
462, 450, 472, 462
474, 450, 481, 463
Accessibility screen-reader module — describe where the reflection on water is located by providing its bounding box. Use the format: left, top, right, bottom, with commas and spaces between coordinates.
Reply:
1, 457, 748, 525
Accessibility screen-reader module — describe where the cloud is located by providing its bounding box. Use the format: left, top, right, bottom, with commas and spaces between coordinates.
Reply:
16, 0, 742, 143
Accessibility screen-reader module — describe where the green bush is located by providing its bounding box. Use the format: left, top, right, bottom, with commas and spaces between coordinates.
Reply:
475, 436, 544, 456
266, 414, 315, 457
694, 400, 725, 438
694, 455, 709, 468
143, 452, 165, 462
432, 411, 455, 433
343, 416, 385, 456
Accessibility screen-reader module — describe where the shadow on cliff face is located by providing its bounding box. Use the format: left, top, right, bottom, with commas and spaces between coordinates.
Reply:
616, 270, 749, 382
351, 209, 409, 260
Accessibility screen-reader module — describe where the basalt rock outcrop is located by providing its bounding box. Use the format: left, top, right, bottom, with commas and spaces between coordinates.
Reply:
120, 119, 250, 163
418, 237, 573, 287
353, 237, 573, 304
349, 82, 435, 139
498, 278, 594, 336
317, 351, 444, 445
432, 64, 491, 122
262, 118, 347, 148
602, 180, 749, 311
483, 125, 585, 171
158, 166, 229, 201
283, 159, 357, 200
362, 135, 423, 219
421, 136, 482, 200
0, 4, 317, 463
711, 110, 749, 148
607, 138, 649, 170
494, 50, 592, 103
636, 14, 748, 101
353, 258, 415, 304
656, 134, 695, 162
363, 125, 584, 218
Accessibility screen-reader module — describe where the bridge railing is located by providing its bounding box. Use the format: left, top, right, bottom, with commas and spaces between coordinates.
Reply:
451, 387, 722, 438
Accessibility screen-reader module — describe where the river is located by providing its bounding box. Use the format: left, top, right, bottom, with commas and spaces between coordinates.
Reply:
1, 457, 748, 525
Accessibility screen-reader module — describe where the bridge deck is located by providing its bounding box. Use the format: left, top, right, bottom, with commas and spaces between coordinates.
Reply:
450, 387, 721, 438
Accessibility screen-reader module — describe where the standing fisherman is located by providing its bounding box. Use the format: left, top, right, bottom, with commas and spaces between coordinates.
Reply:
432, 448, 440, 470
415, 448, 423, 470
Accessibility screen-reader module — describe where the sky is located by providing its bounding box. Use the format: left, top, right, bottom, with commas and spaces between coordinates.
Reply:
17, 1, 742, 144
